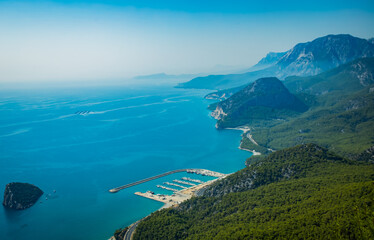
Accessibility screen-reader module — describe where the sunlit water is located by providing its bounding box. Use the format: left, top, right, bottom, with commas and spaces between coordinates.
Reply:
0, 85, 251, 240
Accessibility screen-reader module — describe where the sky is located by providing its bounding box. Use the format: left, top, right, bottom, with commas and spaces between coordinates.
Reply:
0, 0, 374, 83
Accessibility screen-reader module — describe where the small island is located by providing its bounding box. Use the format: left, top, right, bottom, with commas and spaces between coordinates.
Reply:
3, 182, 43, 210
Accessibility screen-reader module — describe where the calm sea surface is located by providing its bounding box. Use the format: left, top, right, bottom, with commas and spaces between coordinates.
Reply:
0, 85, 251, 240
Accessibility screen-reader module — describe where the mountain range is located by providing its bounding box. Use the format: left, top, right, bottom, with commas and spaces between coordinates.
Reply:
178, 34, 374, 90
247, 51, 286, 71
113, 34, 374, 240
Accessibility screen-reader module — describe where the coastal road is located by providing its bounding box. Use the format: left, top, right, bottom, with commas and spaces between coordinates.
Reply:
124, 220, 141, 240
194, 187, 206, 197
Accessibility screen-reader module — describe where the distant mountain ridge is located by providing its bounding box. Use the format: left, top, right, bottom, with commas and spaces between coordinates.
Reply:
249, 51, 286, 71
275, 34, 374, 78
178, 34, 374, 90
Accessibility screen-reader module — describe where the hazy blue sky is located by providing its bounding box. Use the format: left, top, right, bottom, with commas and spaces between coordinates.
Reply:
0, 0, 374, 82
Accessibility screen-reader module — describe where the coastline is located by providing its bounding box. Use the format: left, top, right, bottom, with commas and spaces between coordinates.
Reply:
225, 127, 262, 155
109, 95, 254, 240
112, 126, 258, 239
239, 146, 261, 155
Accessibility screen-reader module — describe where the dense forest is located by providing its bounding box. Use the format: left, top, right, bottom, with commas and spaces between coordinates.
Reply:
134, 144, 374, 239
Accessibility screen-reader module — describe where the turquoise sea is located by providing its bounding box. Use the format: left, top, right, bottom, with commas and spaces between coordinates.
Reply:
0, 85, 251, 240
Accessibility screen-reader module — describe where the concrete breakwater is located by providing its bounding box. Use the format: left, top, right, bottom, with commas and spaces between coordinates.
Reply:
109, 169, 226, 193
109, 169, 188, 193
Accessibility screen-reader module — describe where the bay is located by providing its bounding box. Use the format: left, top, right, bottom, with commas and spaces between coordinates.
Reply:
0, 85, 251, 240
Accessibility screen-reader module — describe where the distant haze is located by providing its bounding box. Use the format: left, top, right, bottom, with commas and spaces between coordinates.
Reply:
0, 1, 374, 83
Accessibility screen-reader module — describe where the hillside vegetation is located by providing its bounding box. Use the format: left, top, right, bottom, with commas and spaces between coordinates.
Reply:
251, 86, 374, 155
210, 58, 374, 156
284, 57, 374, 95
127, 41, 374, 240
134, 144, 374, 240
212, 77, 308, 129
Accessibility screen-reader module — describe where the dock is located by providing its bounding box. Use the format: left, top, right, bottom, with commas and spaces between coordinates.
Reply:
173, 179, 195, 186
181, 177, 204, 184
164, 182, 187, 189
157, 185, 179, 192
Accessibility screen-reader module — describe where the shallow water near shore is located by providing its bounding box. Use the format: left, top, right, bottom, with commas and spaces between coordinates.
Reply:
0, 85, 251, 240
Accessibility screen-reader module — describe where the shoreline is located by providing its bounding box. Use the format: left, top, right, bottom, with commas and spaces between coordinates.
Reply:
110, 109, 255, 240
239, 146, 261, 155
225, 126, 262, 155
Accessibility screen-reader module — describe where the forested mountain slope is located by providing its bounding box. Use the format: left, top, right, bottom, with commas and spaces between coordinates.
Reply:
211, 77, 307, 129
134, 144, 374, 240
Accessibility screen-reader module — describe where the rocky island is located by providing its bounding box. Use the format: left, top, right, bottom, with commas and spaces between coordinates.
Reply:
3, 182, 43, 210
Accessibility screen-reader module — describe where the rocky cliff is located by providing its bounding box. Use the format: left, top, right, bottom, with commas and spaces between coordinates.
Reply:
356, 145, 374, 163
211, 105, 227, 120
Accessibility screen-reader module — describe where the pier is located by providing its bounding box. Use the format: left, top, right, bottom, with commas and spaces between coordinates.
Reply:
173, 179, 195, 186
109, 168, 226, 193
164, 182, 187, 189
181, 177, 204, 184
157, 185, 179, 192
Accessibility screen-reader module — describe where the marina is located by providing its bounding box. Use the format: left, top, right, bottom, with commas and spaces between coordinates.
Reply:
134, 173, 229, 206
109, 168, 229, 207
